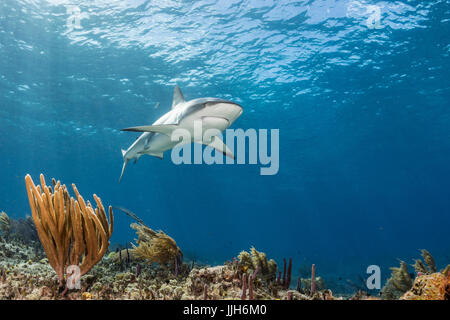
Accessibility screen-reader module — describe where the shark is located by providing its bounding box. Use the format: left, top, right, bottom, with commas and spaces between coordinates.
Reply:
119, 86, 243, 182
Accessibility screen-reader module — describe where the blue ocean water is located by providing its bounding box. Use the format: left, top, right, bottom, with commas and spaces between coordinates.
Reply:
0, 0, 449, 292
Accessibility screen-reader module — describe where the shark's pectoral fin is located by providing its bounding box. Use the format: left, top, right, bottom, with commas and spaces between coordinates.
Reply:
203, 136, 235, 159
121, 124, 178, 137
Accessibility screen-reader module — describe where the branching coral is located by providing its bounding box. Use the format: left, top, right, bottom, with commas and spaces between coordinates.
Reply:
238, 247, 277, 281
413, 249, 437, 274
24, 174, 114, 287
130, 223, 182, 269
443, 265, 450, 277
380, 261, 412, 299
0, 211, 10, 236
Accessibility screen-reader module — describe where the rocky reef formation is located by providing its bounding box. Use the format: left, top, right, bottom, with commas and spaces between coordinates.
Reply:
381, 249, 449, 300
2, 187, 449, 301
401, 272, 449, 300
2, 236, 448, 300
0, 237, 342, 300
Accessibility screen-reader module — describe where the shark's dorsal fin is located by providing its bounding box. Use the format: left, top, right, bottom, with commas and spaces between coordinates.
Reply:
172, 85, 185, 109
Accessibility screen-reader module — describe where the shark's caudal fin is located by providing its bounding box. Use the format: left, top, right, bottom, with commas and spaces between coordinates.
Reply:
119, 149, 129, 183
171, 85, 185, 109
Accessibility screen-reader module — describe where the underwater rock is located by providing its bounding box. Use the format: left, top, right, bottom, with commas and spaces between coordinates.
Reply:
401, 272, 449, 300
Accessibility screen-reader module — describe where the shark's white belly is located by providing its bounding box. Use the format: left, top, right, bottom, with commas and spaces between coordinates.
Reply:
144, 133, 178, 154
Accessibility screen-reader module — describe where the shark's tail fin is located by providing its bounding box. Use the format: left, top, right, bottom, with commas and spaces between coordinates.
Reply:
119, 149, 129, 183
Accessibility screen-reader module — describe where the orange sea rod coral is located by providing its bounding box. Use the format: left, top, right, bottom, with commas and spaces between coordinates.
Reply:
25, 174, 113, 288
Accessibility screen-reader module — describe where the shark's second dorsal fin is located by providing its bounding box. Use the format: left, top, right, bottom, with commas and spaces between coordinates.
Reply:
172, 85, 185, 109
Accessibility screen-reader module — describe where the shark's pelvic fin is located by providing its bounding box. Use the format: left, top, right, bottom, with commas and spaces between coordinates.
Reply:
147, 152, 164, 160
121, 124, 178, 136
204, 136, 235, 159
172, 85, 185, 109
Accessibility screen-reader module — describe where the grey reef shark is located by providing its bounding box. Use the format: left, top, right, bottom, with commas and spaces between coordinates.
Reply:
119, 86, 243, 182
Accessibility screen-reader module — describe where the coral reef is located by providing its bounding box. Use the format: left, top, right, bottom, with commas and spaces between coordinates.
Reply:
24, 174, 114, 287
401, 272, 449, 300
131, 223, 182, 269
1, 211, 448, 303
298, 275, 325, 295
400, 250, 450, 300
184, 264, 308, 300
380, 261, 412, 299
108, 223, 183, 272
0, 211, 39, 246
443, 265, 450, 277
381, 250, 449, 300
9, 215, 39, 244
0, 238, 342, 300
0, 211, 10, 237
237, 247, 277, 281
413, 249, 437, 275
